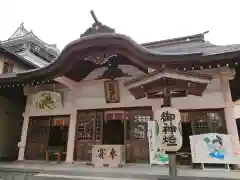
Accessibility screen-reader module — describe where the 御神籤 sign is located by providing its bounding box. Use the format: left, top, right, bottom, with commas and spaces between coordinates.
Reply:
156, 107, 182, 152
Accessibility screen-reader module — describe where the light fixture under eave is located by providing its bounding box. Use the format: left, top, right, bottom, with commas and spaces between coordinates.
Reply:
0, 80, 52, 88
96, 66, 131, 80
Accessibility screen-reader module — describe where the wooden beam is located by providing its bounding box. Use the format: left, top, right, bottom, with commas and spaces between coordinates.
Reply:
163, 88, 171, 107
145, 83, 189, 94
147, 90, 188, 99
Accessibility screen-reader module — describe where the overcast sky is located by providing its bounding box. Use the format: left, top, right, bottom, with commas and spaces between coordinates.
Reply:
0, 0, 239, 50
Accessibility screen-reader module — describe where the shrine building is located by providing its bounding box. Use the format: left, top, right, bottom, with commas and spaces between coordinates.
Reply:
0, 12, 239, 166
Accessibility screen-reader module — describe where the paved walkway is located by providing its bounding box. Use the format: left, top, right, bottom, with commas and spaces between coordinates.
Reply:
0, 161, 239, 179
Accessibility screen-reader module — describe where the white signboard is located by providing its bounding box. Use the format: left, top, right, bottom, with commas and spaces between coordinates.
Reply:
190, 133, 240, 164
92, 145, 125, 167
156, 107, 182, 152
148, 121, 169, 165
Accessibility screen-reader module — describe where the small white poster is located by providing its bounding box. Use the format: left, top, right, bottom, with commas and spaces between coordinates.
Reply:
148, 121, 168, 165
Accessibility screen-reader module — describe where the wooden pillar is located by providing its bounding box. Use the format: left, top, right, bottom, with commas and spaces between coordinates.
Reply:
18, 115, 29, 161
45, 151, 49, 162
57, 151, 61, 163
220, 73, 239, 141
123, 111, 128, 163
66, 110, 77, 163
162, 88, 178, 178
219, 69, 240, 169
163, 88, 171, 107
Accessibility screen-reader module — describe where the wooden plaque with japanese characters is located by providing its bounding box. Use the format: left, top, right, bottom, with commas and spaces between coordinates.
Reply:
104, 80, 120, 103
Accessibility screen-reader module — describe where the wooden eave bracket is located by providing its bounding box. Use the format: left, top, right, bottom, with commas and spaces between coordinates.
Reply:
124, 69, 212, 99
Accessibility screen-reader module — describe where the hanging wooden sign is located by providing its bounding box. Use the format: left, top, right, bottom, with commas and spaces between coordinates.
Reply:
156, 107, 182, 152
104, 80, 120, 103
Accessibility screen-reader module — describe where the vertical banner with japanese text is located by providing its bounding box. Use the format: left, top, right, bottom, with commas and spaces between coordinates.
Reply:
155, 107, 182, 152
148, 121, 169, 165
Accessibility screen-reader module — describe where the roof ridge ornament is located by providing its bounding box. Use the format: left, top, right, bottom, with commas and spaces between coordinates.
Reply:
20, 22, 24, 28
202, 31, 209, 35
200, 30, 209, 41
80, 10, 115, 37
90, 10, 100, 24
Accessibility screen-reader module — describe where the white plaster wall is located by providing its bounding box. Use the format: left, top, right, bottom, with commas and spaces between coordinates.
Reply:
233, 100, 240, 119
72, 78, 224, 111
0, 54, 28, 74
234, 105, 240, 119
25, 66, 226, 116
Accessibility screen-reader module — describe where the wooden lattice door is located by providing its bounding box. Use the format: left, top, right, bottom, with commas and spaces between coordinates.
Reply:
190, 110, 226, 135
75, 111, 103, 161
25, 117, 50, 160
125, 108, 152, 163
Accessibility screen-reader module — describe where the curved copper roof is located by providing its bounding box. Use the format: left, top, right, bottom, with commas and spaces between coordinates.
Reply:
0, 32, 206, 84
1, 12, 240, 85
